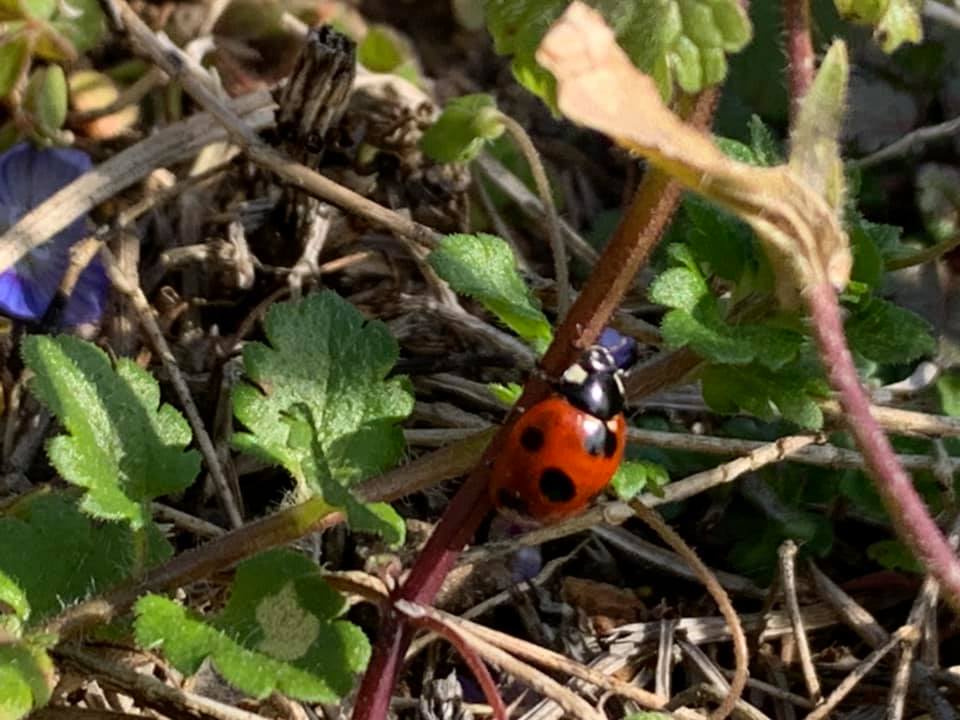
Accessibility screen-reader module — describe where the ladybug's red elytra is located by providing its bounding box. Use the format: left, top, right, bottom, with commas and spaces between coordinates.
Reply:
490, 345, 628, 523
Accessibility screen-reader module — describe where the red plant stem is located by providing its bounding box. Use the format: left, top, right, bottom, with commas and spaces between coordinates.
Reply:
783, 0, 815, 122
351, 88, 719, 720
401, 608, 508, 720
806, 281, 960, 612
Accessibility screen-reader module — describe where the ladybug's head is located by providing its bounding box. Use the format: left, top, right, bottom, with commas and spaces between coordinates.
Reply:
557, 345, 625, 420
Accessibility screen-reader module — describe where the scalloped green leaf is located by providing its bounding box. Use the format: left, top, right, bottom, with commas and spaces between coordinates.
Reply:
428, 233, 553, 353
702, 363, 824, 429
134, 550, 370, 703
421, 93, 505, 163
844, 297, 935, 365
0, 493, 171, 623
232, 292, 412, 544
484, 0, 752, 108
23, 335, 200, 529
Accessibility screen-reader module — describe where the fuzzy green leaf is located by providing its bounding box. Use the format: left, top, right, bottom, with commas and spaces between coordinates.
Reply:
0, 570, 29, 635
23, 336, 200, 529
844, 297, 935, 364
0, 641, 55, 720
611, 461, 670, 500
702, 363, 824, 429
135, 549, 370, 702
0, 494, 171, 623
232, 292, 412, 543
429, 233, 553, 352
421, 94, 505, 163
651, 261, 803, 370
484, 0, 752, 108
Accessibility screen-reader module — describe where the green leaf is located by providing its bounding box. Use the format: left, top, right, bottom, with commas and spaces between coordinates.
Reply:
648, 266, 707, 312
357, 24, 421, 85
428, 233, 553, 352
0, 570, 28, 639
488, 381, 522, 406
282, 403, 406, 546
844, 297, 935, 365
0, 37, 28, 99
47, 0, 105, 55
0, 641, 55, 720
232, 292, 412, 543
24, 65, 68, 137
681, 194, 756, 283
420, 94, 505, 163
702, 363, 824, 429
611, 461, 670, 500
834, 0, 922, 53
23, 335, 201, 529
848, 219, 884, 288
937, 373, 960, 418
867, 539, 922, 573
484, 0, 752, 108
0, 493, 171, 622
135, 549, 370, 702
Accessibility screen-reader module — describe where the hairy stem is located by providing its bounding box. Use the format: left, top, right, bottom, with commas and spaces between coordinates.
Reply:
806, 281, 960, 613
783, 0, 816, 122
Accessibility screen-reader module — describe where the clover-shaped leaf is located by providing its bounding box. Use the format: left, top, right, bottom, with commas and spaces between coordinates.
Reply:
0, 640, 55, 720
22, 335, 200, 529
135, 549, 370, 703
232, 292, 412, 543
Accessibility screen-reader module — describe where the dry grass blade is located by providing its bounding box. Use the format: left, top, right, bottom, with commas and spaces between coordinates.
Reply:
395, 601, 606, 720
0, 91, 275, 275
778, 542, 821, 703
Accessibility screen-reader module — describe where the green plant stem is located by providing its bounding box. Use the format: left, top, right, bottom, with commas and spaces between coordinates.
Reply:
496, 111, 570, 318
885, 233, 960, 270
806, 280, 960, 614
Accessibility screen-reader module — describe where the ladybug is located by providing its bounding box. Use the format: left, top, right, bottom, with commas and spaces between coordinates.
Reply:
490, 344, 628, 522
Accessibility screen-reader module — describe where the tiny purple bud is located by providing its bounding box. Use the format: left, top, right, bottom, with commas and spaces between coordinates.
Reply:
598, 327, 638, 370
0, 143, 107, 326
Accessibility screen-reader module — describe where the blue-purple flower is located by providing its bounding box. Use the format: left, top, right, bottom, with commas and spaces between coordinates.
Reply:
0, 142, 108, 326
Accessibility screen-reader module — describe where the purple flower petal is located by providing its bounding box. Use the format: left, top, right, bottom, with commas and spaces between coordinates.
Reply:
599, 327, 639, 371
0, 143, 103, 326
62, 257, 109, 327
0, 143, 92, 210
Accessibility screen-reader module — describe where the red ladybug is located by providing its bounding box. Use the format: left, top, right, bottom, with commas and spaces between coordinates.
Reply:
490, 346, 627, 522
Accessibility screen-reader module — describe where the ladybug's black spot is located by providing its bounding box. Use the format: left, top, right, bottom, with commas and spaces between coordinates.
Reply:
604, 428, 618, 458
519, 426, 545, 452
498, 488, 528, 516
539, 468, 576, 503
